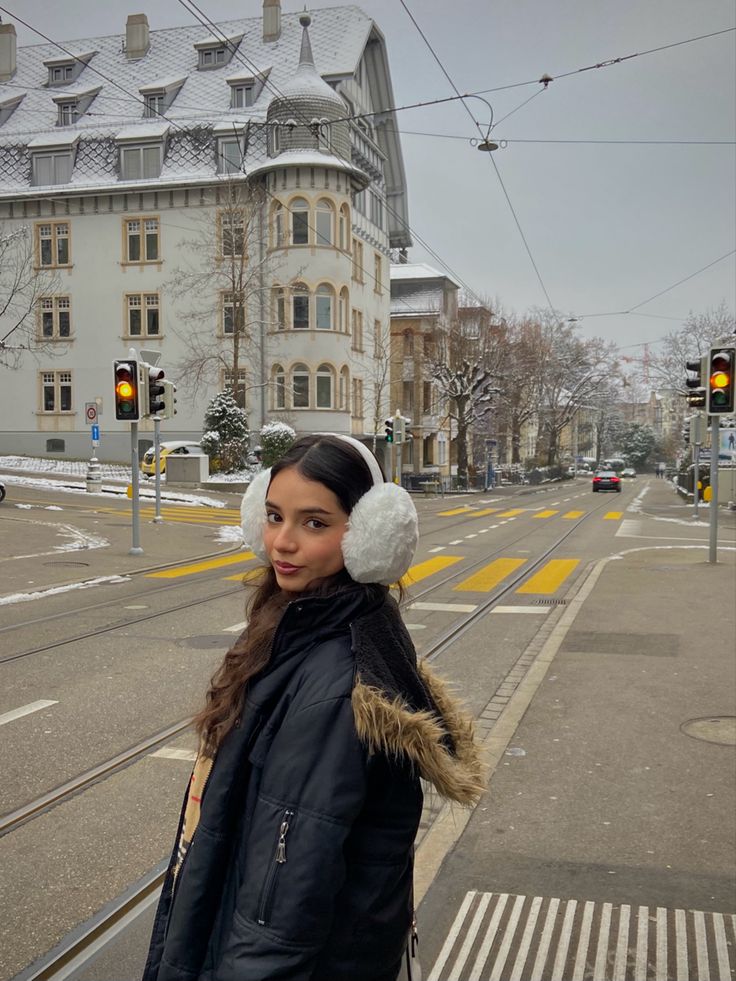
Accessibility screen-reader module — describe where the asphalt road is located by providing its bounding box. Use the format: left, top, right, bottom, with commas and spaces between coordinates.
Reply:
1, 474, 734, 980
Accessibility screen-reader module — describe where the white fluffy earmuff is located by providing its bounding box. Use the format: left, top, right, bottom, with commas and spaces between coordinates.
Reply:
239, 435, 418, 585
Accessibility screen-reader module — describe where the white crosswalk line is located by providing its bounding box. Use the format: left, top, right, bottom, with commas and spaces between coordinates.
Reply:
551, 899, 577, 981
427, 891, 476, 981
0, 699, 58, 727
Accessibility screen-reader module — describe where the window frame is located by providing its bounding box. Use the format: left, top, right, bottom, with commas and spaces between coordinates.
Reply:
290, 197, 310, 246
36, 221, 71, 268
31, 151, 73, 187
39, 296, 72, 340
315, 284, 335, 331
124, 215, 160, 264
292, 283, 310, 330
315, 198, 334, 247
218, 138, 243, 175
373, 252, 382, 294
40, 369, 73, 414
272, 364, 286, 409
120, 142, 163, 181
125, 292, 161, 338
291, 363, 310, 409
316, 363, 334, 409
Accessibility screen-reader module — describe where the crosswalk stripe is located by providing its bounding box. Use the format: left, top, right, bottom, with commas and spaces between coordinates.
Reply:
437, 506, 474, 516
400, 555, 463, 587
517, 558, 579, 595
497, 508, 525, 517
471, 508, 500, 517
604, 511, 623, 520
562, 510, 585, 519
146, 551, 256, 578
533, 509, 559, 519
224, 568, 264, 582
454, 558, 525, 593
429, 892, 736, 981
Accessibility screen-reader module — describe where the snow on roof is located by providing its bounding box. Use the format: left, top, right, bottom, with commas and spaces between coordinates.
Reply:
115, 121, 171, 141
27, 131, 80, 149
246, 147, 367, 183
390, 283, 445, 317
390, 261, 458, 285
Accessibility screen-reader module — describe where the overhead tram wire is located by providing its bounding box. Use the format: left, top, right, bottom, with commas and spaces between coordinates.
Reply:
397, 0, 557, 316
0, 5, 435, 322
172, 0, 488, 308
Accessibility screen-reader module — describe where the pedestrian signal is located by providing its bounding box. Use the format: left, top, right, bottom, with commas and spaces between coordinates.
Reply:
684, 357, 706, 409
114, 359, 140, 421
384, 418, 394, 443
706, 346, 735, 414
148, 367, 166, 417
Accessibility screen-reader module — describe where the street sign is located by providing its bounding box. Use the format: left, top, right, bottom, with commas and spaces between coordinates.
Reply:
91, 424, 100, 442
85, 402, 98, 425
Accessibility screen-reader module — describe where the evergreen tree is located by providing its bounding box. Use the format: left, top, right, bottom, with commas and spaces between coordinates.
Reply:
201, 391, 249, 472
260, 422, 296, 468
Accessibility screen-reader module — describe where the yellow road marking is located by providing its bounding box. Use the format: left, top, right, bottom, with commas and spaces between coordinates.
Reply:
224, 568, 265, 583
563, 510, 584, 519
454, 557, 526, 592
146, 551, 256, 578
437, 507, 474, 516
604, 512, 623, 520
517, 558, 579, 595
400, 555, 463, 587
470, 508, 500, 517
533, 510, 559, 519
497, 509, 525, 517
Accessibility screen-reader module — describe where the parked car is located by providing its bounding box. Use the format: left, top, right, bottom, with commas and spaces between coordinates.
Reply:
621, 467, 637, 478
141, 441, 203, 477
592, 470, 621, 492
0, 480, 5, 503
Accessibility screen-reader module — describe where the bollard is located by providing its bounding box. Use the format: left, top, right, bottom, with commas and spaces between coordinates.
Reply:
86, 455, 102, 493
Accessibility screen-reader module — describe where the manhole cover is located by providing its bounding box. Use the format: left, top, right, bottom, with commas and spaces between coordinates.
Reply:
42, 561, 90, 568
681, 716, 736, 746
179, 636, 229, 650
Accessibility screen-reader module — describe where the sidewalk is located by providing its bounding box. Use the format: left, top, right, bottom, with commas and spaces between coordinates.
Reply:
418, 511, 736, 979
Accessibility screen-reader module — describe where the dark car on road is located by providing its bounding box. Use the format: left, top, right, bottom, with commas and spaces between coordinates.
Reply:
592, 470, 621, 493
0, 480, 5, 503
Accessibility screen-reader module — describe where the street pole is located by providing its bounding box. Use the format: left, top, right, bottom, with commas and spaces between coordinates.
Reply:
692, 414, 701, 520
709, 415, 719, 564
130, 422, 143, 555
153, 415, 163, 524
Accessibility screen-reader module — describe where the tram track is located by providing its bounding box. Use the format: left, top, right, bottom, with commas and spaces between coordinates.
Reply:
9, 494, 616, 979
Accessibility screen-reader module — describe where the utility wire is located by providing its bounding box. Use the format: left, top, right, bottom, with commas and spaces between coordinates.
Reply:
627, 249, 736, 312
397, 0, 557, 314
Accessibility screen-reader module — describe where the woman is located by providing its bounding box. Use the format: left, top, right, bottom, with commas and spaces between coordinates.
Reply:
143, 434, 485, 981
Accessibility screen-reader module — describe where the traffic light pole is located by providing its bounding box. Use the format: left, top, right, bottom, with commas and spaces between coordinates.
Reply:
130, 422, 143, 555
709, 415, 719, 564
153, 416, 163, 524
692, 415, 701, 520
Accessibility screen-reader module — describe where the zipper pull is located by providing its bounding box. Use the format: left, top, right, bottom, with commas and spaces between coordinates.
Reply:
275, 810, 293, 864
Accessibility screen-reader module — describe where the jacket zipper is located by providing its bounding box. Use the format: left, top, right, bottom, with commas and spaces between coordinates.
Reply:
257, 808, 294, 925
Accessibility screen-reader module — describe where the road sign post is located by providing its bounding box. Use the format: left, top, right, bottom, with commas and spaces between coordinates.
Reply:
153, 416, 163, 524
130, 421, 143, 555
709, 416, 719, 564
691, 414, 702, 519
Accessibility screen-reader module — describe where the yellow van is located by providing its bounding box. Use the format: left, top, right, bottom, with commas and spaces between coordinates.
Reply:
141, 441, 203, 477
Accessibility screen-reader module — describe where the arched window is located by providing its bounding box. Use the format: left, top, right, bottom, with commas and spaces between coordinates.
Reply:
292, 283, 309, 329
292, 363, 310, 408
316, 363, 334, 409
272, 286, 287, 329
339, 366, 350, 411
315, 284, 334, 330
339, 287, 349, 333
315, 198, 334, 246
272, 201, 285, 247
273, 364, 285, 409
290, 197, 309, 245
338, 204, 350, 251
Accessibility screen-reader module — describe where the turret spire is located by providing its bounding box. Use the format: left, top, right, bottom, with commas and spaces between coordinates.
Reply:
298, 13, 315, 70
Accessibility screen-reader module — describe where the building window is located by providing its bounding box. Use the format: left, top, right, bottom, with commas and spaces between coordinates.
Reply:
370, 191, 384, 230
221, 211, 245, 257
315, 199, 334, 246
50, 65, 74, 84
125, 217, 159, 262
339, 287, 349, 333
57, 102, 77, 126
351, 377, 364, 419
338, 204, 350, 251
292, 283, 309, 330
315, 284, 334, 330
41, 370, 72, 412
199, 47, 226, 68
40, 297, 71, 339
273, 364, 286, 409
272, 286, 287, 329
231, 84, 254, 108
351, 238, 364, 282
351, 309, 363, 351
339, 366, 350, 411
120, 143, 162, 180
31, 151, 73, 186
291, 197, 309, 245
423, 381, 434, 413
127, 293, 160, 337
316, 364, 334, 409
222, 293, 235, 334
292, 363, 310, 408
219, 138, 242, 174
144, 93, 164, 118
37, 222, 70, 267
373, 253, 382, 293
271, 202, 286, 247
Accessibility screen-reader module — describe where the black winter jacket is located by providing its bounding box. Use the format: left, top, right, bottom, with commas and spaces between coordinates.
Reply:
143, 586, 484, 981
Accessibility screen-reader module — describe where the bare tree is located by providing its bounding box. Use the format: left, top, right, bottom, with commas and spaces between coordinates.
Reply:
0, 224, 61, 369
358, 316, 394, 453
648, 302, 735, 394
166, 178, 285, 412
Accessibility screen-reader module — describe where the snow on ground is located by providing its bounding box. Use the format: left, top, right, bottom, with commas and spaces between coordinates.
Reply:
0, 575, 131, 607
55, 525, 110, 551
1, 471, 226, 508
0, 454, 255, 486
215, 525, 244, 545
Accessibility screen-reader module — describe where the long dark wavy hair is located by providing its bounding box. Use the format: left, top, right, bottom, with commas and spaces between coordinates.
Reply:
194, 435, 385, 754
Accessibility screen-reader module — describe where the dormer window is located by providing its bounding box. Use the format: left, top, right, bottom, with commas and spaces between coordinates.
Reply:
57, 102, 77, 126
227, 69, 269, 110
194, 33, 243, 71
138, 77, 185, 119
231, 84, 254, 109
28, 133, 78, 186
52, 86, 100, 127
0, 93, 24, 127
116, 122, 169, 181
44, 51, 96, 87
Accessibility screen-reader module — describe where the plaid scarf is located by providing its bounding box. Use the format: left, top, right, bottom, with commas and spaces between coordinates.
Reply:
173, 748, 215, 879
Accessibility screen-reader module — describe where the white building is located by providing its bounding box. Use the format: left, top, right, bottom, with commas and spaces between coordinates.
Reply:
0, 3, 410, 461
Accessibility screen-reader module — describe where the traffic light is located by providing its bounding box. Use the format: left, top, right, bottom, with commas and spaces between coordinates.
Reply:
685, 356, 706, 409
114, 359, 140, 421
161, 380, 177, 420
384, 418, 394, 443
148, 366, 166, 416
706, 346, 735, 415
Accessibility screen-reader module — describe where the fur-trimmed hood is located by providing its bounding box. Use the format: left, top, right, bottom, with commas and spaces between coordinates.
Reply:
350, 598, 486, 806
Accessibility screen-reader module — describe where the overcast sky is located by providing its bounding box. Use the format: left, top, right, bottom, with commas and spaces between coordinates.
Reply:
6, 0, 736, 354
